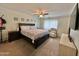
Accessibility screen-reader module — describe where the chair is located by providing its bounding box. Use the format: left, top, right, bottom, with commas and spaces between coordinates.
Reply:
49, 28, 57, 38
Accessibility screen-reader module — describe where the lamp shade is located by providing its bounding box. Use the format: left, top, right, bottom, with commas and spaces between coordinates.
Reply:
0, 18, 2, 27
0, 17, 6, 24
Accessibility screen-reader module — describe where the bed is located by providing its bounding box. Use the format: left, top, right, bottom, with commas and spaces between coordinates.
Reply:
19, 23, 49, 48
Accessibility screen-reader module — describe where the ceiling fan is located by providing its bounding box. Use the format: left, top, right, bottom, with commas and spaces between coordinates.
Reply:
33, 8, 48, 17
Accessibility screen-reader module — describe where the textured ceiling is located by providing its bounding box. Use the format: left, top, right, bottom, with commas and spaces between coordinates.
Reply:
0, 3, 75, 17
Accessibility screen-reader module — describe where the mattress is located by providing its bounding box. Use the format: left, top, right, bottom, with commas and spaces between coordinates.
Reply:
21, 29, 49, 43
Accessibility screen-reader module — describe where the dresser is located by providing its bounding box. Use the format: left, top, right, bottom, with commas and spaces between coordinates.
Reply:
8, 31, 20, 42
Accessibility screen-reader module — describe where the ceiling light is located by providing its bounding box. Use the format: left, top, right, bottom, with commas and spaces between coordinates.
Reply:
39, 15, 43, 18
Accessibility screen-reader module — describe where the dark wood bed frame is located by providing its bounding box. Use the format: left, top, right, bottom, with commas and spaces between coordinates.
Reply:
18, 23, 49, 49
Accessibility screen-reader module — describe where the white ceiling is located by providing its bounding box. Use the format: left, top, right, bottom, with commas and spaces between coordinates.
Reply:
0, 3, 75, 17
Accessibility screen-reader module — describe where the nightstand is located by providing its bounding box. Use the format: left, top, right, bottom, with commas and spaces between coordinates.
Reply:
0, 27, 5, 43
8, 31, 20, 42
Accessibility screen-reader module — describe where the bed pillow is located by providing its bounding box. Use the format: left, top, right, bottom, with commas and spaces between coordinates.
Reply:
30, 26, 36, 29
21, 26, 30, 30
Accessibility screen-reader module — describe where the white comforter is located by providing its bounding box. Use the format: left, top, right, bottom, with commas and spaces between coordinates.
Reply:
21, 29, 49, 43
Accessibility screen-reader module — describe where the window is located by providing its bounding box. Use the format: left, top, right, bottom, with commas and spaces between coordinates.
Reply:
44, 19, 58, 30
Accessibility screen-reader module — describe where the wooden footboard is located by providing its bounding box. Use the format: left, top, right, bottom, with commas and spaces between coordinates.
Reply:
20, 33, 49, 49
18, 23, 49, 48
34, 34, 49, 48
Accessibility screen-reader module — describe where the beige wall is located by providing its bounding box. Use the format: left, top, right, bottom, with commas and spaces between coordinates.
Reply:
57, 16, 70, 37
69, 4, 76, 29
0, 7, 35, 31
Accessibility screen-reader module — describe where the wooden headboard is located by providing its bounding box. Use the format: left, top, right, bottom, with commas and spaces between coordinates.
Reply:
18, 23, 35, 31
19, 23, 35, 26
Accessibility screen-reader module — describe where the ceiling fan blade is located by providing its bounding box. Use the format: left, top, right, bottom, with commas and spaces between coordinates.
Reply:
33, 9, 48, 16
44, 12, 48, 15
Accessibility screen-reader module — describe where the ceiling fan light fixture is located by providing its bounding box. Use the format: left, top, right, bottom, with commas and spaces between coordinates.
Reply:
33, 8, 48, 17
39, 14, 43, 18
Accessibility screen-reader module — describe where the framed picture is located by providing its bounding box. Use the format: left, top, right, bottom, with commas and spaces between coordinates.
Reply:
34, 20, 36, 22
21, 18, 24, 21
31, 19, 33, 22
26, 19, 29, 22
14, 17, 18, 21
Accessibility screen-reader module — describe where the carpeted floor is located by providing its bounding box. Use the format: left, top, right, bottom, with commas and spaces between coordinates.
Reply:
0, 37, 60, 56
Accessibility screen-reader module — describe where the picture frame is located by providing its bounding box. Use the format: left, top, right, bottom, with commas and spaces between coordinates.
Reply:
31, 19, 33, 22
14, 17, 18, 21
21, 18, 24, 21
27, 19, 29, 22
